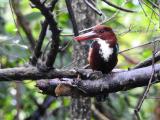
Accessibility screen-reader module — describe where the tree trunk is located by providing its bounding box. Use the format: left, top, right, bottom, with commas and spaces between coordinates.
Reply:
70, 0, 97, 119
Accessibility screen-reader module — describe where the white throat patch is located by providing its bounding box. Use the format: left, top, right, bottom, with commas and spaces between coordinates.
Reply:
96, 38, 113, 61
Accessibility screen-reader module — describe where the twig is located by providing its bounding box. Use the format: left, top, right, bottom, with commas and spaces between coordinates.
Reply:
30, 0, 58, 66
63, 0, 156, 37
138, 0, 156, 26
147, 0, 159, 8
118, 29, 160, 35
134, 37, 156, 119
141, 0, 159, 16
77, 1, 128, 34
78, 11, 107, 33
65, 0, 79, 36
138, 0, 147, 16
59, 40, 72, 52
61, 1, 128, 36
119, 38, 160, 54
60, 1, 131, 36
102, 0, 136, 13
84, 0, 102, 16
146, 11, 154, 32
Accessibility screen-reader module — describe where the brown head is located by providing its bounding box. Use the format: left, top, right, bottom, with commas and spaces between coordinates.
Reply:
74, 25, 117, 47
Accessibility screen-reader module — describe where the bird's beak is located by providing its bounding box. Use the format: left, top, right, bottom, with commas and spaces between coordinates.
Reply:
74, 31, 98, 42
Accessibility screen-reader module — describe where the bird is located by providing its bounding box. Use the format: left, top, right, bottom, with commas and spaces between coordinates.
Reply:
74, 25, 118, 74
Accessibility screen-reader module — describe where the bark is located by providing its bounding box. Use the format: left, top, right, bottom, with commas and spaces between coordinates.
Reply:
70, 0, 97, 119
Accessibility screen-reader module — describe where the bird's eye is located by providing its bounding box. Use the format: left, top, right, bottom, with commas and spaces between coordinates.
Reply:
99, 30, 105, 33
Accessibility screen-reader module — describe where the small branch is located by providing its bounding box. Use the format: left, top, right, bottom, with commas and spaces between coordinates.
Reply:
36, 64, 160, 97
133, 38, 156, 119
102, 0, 136, 13
84, 0, 102, 16
133, 51, 160, 69
30, 0, 58, 66
119, 38, 160, 69
65, 0, 79, 36
147, 0, 159, 9
141, 0, 159, 16
30, 0, 61, 68
119, 38, 160, 54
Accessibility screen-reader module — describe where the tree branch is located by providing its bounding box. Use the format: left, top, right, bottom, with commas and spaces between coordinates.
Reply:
36, 64, 160, 97
65, 0, 79, 36
133, 51, 160, 69
84, 0, 102, 16
30, 0, 58, 66
0, 64, 160, 96
0, 67, 77, 81
102, 0, 136, 13
30, 0, 61, 68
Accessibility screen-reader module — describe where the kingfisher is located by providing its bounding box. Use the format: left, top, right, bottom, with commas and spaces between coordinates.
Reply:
74, 25, 118, 74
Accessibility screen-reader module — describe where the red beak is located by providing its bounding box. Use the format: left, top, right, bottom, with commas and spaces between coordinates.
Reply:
74, 31, 98, 42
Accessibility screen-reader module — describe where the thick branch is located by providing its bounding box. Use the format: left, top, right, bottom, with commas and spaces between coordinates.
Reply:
36, 64, 160, 96
1, 64, 160, 96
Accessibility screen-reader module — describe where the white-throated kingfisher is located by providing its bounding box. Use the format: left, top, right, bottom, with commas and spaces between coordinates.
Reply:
74, 25, 118, 74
